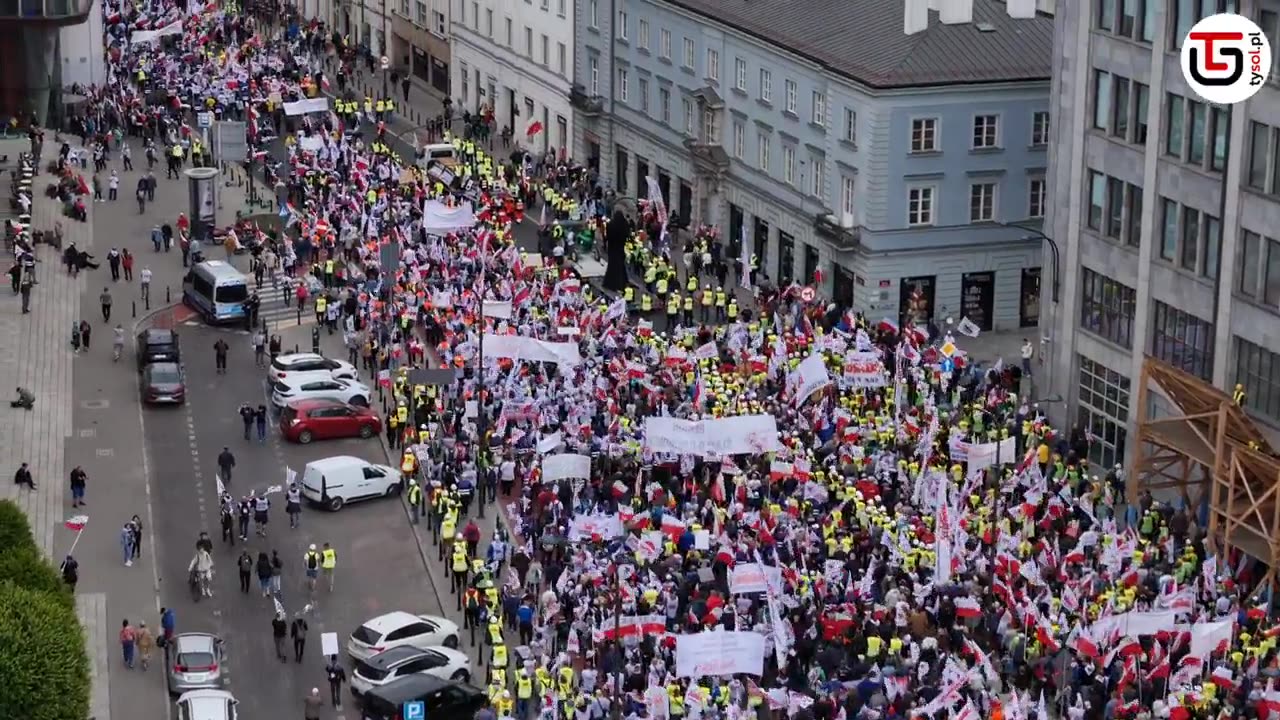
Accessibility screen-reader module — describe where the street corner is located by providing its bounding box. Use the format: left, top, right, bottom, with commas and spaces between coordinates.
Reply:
136, 302, 197, 332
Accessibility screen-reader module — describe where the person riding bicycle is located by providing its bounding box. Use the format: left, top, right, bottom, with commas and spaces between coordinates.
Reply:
112, 324, 125, 360
188, 543, 214, 597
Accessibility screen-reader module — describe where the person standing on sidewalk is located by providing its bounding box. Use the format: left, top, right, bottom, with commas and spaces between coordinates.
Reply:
303, 688, 323, 720
119, 619, 137, 668
325, 655, 347, 709
100, 287, 113, 322
272, 611, 288, 662
69, 465, 87, 507
291, 613, 309, 662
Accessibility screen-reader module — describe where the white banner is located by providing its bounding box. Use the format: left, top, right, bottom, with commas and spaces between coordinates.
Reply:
965, 437, 1018, 470
675, 632, 766, 677
536, 433, 562, 454
422, 200, 477, 233
482, 300, 513, 319
543, 453, 592, 481
283, 98, 330, 116
793, 353, 831, 404
568, 513, 624, 541
843, 351, 886, 388
643, 415, 782, 457
693, 342, 719, 360
130, 20, 184, 44
729, 563, 784, 595
483, 334, 581, 366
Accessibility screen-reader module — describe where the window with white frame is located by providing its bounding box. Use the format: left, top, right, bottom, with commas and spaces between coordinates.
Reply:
810, 157, 825, 198
703, 109, 719, 143
843, 108, 856, 144
841, 176, 856, 219
784, 80, 797, 114
734, 58, 747, 91
660, 29, 671, 58
541, 34, 549, 64
811, 91, 826, 126
618, 68, 629, 102
782, 146, 796, 185
758, 133, 771, 172
638, 78, 649, 113
706, 49, 719, 81
638, 19, 649, 49
659, 87, 670, 123
558, 43, 566, 74
969, 182, 996, 222
589, 56, 599, 94
908, 186, 934, 226
433, 10, 446, 34
414, 1, 426, 24
401, 0, 410, 18
910, 118, 937, 152
682, 97, 694, 134
505, 17, 512, 45
486, 8, 493, 36
557, 0, 565, 16
733, 122, 744, 158
460, 62, 469, 102
760, 70, 772, 102
1032, 111, 1050, 146
471, 2, 479, 30
616, 9, 628, 39
683, 38, 695, 68
1029, 178, 1046, 218
588, 0, 598, 27
525, 27, 532, 55
972, 114, 999, 149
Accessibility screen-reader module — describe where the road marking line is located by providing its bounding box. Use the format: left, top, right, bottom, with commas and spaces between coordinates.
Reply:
78, 428, 96, 438
95, 448, 114, 457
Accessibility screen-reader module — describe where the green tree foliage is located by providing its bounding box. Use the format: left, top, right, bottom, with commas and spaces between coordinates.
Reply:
0, 499, 35, 551
0, 583, 90, 720
0, 546, 73, 609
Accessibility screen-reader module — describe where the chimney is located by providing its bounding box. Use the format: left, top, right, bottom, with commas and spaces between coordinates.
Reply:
904, 0, 929, 34
939, 0, 973, 24
1007, 0, 1036, 18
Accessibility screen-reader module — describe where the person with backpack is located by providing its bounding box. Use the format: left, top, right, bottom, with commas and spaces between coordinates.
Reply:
304, 544, 321, 595
237, 550, 253, 593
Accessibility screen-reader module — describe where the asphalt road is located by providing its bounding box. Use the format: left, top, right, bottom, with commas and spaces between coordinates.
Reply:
144, 322, 445, 718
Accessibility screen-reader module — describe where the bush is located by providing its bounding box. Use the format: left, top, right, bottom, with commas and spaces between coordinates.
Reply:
0, 583, 90, 720
0, 546, 72, 610
0, 500, 35, 552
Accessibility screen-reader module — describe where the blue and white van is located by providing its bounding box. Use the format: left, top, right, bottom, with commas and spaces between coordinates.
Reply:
182, 260, 250, 324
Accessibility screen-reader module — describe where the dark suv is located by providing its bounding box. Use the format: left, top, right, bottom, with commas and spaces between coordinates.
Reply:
136, 328, 181, 371
359, 674, 485, 720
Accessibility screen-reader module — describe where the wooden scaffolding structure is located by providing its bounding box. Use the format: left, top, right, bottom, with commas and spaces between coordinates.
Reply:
1132, 358, 1280, 592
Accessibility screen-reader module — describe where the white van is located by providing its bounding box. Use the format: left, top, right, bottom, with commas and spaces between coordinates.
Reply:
301, 456, 402, 511
418, 143, 457, 166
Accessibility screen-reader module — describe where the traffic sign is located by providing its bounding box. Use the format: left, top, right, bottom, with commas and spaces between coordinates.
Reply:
940, 357, 954, 374
197, 111, 213, 129
404, 701, 425, 720
380, 55, 390, 70
939, 340, 956, 358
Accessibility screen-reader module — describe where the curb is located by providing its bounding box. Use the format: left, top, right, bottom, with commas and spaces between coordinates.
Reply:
131, 300, 181, 334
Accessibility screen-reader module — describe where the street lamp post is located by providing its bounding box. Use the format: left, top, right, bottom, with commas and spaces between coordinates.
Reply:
380, 0, 389, 98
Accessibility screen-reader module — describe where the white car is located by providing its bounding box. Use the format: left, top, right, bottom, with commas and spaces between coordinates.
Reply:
300, 456, 402, 511
350, 645, 473, 696
270, 377, 372, 408
267, 353, 360, 383
176, 689, 239, 720
347, 612, 461, 662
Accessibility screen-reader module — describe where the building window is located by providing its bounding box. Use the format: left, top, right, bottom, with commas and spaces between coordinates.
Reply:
682, 38, 695, 69
638, 78, 649, 114
558, 43, 566, 74
1180, 206, 1200, 272
588, 56, 599, 94
910, 118, 938, 153
811, 92, 826, 126
1126, 185, 1143, 248
1165, 94, 1185, 157
615, 9, 627, 38
1105, 177, 1124, 239
841, 176, 856, 220
734, 59, 747, 91
1093, 70, 1112, 131
1097, 0, 1114, 30
1111, 77, 1130, 140
660, 29, 671, 59
1029, 178, 1046, 218
1248, 122, 1270, 190
434, 10, 446, 33
972, 114, 999, 149
1087, 171, 1104, 231
1077, 355, 1131, 468
1234, 337, 1280, 423
782, 146, 796, 185
540, 0, 547, 9
759, 70, 772, 102
541, 34, 549, 64
1133, 82, 1150, 144
525, 27, 533, 55
1210, 107, 1228, 172
682, 97, 694, 134
460, 62, 469, 103
843, 109, 857, 145
588, 0, 598, 27
401, 0, 410, 18
969, 182, 996, 222
1268, 235, 1280, 306
706, 49, 719, 81
1237, 230, 1280, 304
1204, 215, 1221, 280
638, 18, 649, 49
1188, 100, 1206, 165
702, 109, 719, 144
486, 8, 493, 36
908, 186, 935, 226
757, 133, 771, 172
617, 68, 629, 103
1100, 0, 1154, 42
1240, 230, 1262, 298
505, 17, 512, 45
784, 80, 797, 114
557, 0, 565, 16
732, 122, 744, 158
659, 88, 670, 123
1032, 111, 1050, 146
414, 1, 427, 24
810, 157, 825, 198
1080, 267, 1136, 348
1152, 301, 1214, 380
1160, 198, 1178, 261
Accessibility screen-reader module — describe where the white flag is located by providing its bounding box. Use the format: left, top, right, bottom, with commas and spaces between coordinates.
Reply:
285, 467, 297, 487
956, 317, 981, 338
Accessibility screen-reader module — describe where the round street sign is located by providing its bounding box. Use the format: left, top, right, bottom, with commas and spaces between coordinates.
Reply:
380, 55, 390, 69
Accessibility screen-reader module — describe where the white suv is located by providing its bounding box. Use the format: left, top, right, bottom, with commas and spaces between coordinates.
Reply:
270, 377, 372, 408
268, 353, 360, 383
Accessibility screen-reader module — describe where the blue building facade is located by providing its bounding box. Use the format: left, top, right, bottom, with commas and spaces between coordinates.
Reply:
571, 0, 1053, 330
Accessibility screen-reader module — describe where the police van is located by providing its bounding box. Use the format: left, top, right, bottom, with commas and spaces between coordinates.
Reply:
182, 260, 250, 324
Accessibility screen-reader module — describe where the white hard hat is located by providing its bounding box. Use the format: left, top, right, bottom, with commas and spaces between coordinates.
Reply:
309, 544, 316, 551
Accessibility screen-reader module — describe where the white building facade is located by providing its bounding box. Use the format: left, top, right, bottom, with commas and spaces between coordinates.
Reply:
450, 0, 576, 156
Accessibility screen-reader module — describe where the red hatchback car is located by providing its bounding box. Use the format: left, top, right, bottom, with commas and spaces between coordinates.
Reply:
280, 399, 383, 444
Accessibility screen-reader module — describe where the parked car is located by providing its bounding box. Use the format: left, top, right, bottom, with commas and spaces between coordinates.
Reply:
280, 398, 382, 443
350, 645, 473, 697
175, 689, 238, 720
166, 632, 226, 696
141, 362, 187, 405
267, 352, 359, 383
270, 376, 371, 408
299, 456, 402, 511
136, 328, 180, 370
358, 675, 485, 720
347, 612, 460, 662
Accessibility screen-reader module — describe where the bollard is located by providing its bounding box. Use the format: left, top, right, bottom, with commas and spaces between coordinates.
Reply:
132, 300, 137, 318
294, 344, 300, 353
297, 306, 303, 325
166, 286, 171, 303
145, 293, 150, 311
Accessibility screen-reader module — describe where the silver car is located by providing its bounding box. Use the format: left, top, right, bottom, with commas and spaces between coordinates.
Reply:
166, 633, 226, 696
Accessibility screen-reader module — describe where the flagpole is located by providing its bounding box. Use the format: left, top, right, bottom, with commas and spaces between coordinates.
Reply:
475, 227, 488, 520
67, 526, 86, 557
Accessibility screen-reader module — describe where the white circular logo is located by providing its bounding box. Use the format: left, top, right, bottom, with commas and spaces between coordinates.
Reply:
1181, 13, 1272, 105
